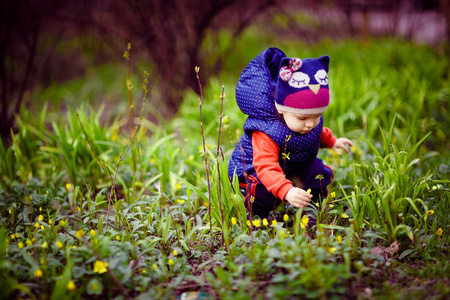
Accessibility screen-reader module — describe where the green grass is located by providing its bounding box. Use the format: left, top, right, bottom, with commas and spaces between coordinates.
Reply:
0, 37, 449, 299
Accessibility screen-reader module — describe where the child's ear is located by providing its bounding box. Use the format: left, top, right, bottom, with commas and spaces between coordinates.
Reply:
276, 108, 284, 115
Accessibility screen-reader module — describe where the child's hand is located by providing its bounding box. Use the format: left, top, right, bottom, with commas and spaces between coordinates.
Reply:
284, 187, 313, 208
332, 138, 354, 155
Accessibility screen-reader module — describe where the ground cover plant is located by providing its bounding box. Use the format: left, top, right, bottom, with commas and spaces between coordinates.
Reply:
0, 39, 449, 299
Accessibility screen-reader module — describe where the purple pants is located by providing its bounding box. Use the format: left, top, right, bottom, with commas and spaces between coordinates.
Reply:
240, 158, 334, 219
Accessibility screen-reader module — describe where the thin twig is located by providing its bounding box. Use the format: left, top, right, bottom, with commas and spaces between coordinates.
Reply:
195, 66, 213, 248
216, 85, 225, 247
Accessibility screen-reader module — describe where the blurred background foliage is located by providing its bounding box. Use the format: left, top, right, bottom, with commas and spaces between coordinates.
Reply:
1, 0, 449, 140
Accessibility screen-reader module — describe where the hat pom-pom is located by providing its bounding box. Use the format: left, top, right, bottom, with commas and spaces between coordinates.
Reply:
279, 57, 302, 81
279, 66, 292, 81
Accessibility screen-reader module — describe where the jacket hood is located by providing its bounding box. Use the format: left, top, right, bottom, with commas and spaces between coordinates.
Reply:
235, 47, 286, 121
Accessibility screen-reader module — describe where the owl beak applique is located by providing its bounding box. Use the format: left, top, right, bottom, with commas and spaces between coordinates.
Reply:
308, 84, 320, 94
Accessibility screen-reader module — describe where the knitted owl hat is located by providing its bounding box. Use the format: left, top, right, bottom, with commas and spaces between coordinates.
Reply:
275, 55, 330, 115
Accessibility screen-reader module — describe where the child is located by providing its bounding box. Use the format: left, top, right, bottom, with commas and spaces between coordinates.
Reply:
228, 47, 353, 220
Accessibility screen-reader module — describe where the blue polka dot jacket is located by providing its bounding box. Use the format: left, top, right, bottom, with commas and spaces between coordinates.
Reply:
228, 47, 324, 180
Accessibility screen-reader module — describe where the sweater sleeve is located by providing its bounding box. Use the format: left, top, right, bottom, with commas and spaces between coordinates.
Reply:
252, 131, 293, 201
320, 127, 337, 148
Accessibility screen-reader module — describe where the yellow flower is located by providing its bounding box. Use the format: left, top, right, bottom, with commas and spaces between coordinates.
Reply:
351, 146, 357, 153
90, 230, 96, 236
315, 202, 320, 207
34, 269, 43, 278
175, 183, 181, 191
329, 204, 334, 208
49, 219, 52, 225
34, 223, 40, 228
67, 280, 76, 291
8, 209, 12, 214
40, 258, 46, 264
10, 234, 15, 240
437, 228, 443, 236
15, 233, 19, 238
39, 207, 42, 212
66, 183, 71, 191
40, 225, 44, 230
176, 199, 185, 204
336, 235, 343, 244
331, 192, 336, 198
76, 230, 85, 239
328, 247, 337, 254
252, 219, 261, 228
150, 158, 156, 164
231, 217, 237, 225
173, 250, 178, 256
306, 189, 311, 194
152, 263, 158, 270
18, 242, 24, 249
141, 269, 146, 273
93, 260, 109, 274
283, 214, 289, 222
38, 215, 44, 222
247, 220, 251, 227
300, 216, 309, 229
91, 282, 99, 291
26, 239, 32, 246
42, 242, 48, 248
188, 154, 194, 161
263, 218, 269, 226
341, 213, 349, 218
56, 241, 63, 249
222, 115, 229, 124
280, 230, 287, 237
426, 210, 434, 216
272, 220, 278, 226
115, 235, 121, 241
168, 259, 175, 265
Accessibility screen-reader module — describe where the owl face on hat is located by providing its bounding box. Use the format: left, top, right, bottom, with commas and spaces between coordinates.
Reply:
275, 55, 330, 115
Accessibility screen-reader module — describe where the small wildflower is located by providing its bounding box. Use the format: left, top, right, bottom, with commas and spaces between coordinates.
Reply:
252, 219, 261, 228
231, 217, 237, 225
426, 210, 434, 216
48, 219, 52, 225
56, 241, 63, 249
66, 183, 71, 191
272, 219, 278, 226
432, 184, 443, 190
283, 214, 289, 222
71, 245, 76, 249
173, 250, 178, 256
247, 220, 251, 227
141, 269, 146, 273
90, 230, 96, 236
15, 233, 19, 238
280, 230, 287, 237
42, 242, 48, 248
150, 158, 156, 164
67, 280, 76, 291
168, 259, 175, 265
40, 225, 44, 230
34, 222, 40, 228
329, 204, 334, 208
26, 239, 32, 246
175, 183, 181, 191
195, 66, 200, 73
351, 146, 357, 153
315, 174, 324, 180
437, 228, 443, 236
77, 206, 81, 212
93, 260, 109, 274
76, 230, 85, 239
281, 152, 290, 160
8, 209, 12, 214
18, 242, 24, 249
39, 207, 42, 212
337, 235, 343, 244
115, 235, 121, 241
263, 218, 269, 226
34, 269, 43, 278
300, 216, 309, 229
10, 234, 15, 240
328, 247, 337, 254
188, 154, 194, 161
152, 263, 158, 270
315, 202, 320, 207
222, 115, 229, 124
341, 213, 349, 218
176, 199, 185, 204
306, 189, 311, 194
40, 258, 46, 264
331, 191, 336, 198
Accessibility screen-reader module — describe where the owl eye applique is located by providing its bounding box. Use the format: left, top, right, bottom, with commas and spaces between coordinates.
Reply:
314, 69, 329, 85
288, 72, 310, 88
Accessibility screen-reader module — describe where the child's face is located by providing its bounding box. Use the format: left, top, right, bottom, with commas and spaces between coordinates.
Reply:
280, 111, 321, 134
